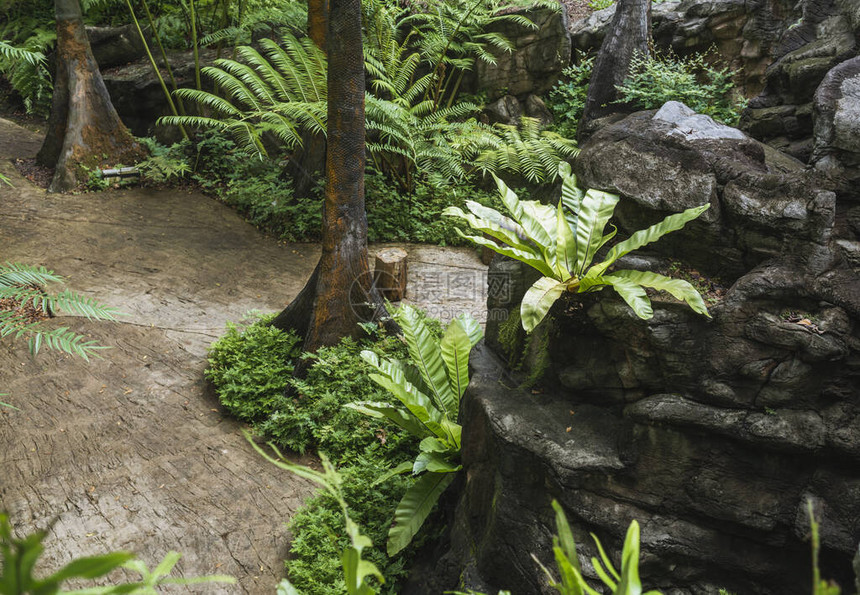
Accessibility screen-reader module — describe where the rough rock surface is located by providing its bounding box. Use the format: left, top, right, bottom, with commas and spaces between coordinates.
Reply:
740, 0, 858, 160
100, 49, 218, 139
86, 25, 147, 70
569, 0, 859, 162
811, 55, 860, 201
464, 8, 571, 100
570, 0, 800, 97
439, 105, 860, 594
574, 102, 836, 278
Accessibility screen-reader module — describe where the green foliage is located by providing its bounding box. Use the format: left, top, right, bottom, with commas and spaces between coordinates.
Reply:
808, 501, 842, 595
135, 138, 191, 184
616, 50, 747, 126
259, 334, 414, 462
248, 443, 385, 595
0, 38, 52, 116
364, 169, 502, 246
588, 0, 614, 9
444, 164, 710, 331
459, 117, 579, 184
204, 312, 302, 422
207, 313, 450, 593
0, 512, 234, 594
161, 0, 573, 193
547, 52, 595, 138
532, 501, 663, 595
282, 458, 419, 595
349, 304, 482, 555
0, 263, 120, 360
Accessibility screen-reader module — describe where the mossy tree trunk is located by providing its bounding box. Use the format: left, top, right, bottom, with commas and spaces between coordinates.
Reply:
578, 0, 651, 139
271, 0, 385, 354
37, 0, 142, 193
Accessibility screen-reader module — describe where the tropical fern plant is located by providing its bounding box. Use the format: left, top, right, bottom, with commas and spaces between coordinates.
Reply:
159, 0, 575, 191
457, 116, 579, 183
444, 164, 711, 331
348, 304, 482, 556
248, 437, 384, 595
161, 32, 328, 153
0, 263, 120, 360
405, 0, 559, 108
0, 38, 52, 116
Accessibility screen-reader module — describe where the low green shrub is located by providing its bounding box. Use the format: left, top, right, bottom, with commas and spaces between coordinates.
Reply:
547, 52, 595, 139
365, 169, 502, 246
206, 316, 443, 594
204, 313, 302, 422
616, 49, 747, 126
286, 459, 420, 595
258, 335, 416, 462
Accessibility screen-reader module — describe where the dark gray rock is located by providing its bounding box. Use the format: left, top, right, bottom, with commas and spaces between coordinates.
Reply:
437, 102, 860, 594
484, 94, 523, 126
86, 25, 147, 69
468, 8, 571, 100
524, 94, 553, 128
574, 104, 835, 278
812, 56, 860, 201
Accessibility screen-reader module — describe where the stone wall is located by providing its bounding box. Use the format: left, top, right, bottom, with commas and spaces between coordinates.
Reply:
441, 103, 860, 594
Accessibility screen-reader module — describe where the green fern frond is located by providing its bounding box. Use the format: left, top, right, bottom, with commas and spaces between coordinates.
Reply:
0, 263, 119, 360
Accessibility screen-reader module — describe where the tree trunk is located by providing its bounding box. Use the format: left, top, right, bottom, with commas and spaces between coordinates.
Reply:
307, 0, 328, 51
374, 247, 408, 301
37, 0, 143, 193
281, 0, 329, 198
578, 0, 651, 140
272, 0, 387, 353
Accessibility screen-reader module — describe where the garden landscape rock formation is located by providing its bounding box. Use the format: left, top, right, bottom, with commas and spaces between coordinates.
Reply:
437, 102, 860, 595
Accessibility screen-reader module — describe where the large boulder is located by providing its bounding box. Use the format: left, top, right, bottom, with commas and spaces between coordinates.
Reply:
741, 0, 858, 160
569, 0, 799, 97
437, 104, 860, 594
574, 101, 836, 279
811, 56, 860, 202
86, 25, 147, 70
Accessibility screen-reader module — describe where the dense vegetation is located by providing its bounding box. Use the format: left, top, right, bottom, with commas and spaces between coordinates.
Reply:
206, 313, 430, 593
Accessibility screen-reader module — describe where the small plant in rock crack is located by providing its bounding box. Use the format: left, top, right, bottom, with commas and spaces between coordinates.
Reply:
349, 304, 482, 556
444, 163, 711, 331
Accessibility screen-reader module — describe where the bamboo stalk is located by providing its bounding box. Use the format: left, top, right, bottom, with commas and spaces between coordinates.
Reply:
140, 0, 186, 116
125, 0, 188, 139
189, 0, 201, 90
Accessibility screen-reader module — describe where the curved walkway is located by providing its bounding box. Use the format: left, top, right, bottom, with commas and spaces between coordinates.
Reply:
0, 118, 487, 593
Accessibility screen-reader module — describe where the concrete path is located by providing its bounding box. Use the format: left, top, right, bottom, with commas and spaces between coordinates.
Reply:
0, 118, 487, 593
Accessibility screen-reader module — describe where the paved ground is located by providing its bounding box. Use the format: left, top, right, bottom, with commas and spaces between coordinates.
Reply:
0, 118, 487, 593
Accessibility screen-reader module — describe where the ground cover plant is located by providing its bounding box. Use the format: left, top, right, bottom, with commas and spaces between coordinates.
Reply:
206, 312, 450, 593
545, 47, 746, 139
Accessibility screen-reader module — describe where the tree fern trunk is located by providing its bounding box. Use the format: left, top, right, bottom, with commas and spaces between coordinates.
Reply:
37, 0, 142, 193
578, 0, 651, 140
272, 0, 388, 356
